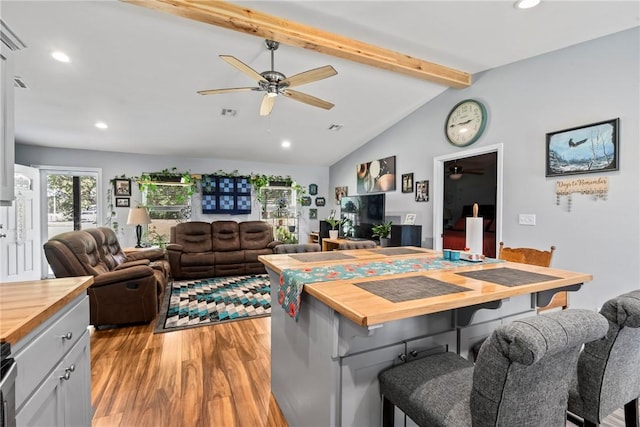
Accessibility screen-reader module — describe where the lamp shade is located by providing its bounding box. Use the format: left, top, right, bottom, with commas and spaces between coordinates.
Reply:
127, 207, 151, 225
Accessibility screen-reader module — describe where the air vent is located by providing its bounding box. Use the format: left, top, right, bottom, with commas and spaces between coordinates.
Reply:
220, 108, 238, 117
13, 76, 28, 89
328, 124, 343, 131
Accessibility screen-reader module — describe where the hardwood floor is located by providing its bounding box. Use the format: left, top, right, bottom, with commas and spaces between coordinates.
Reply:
91, 317, 633, 427
90, 317, 287, 427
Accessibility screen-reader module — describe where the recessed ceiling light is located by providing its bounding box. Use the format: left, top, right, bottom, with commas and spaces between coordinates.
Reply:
51, 51, 70, 63
95, 121, 108, 130
281, 141, 291, 149
514, 0, 541, 9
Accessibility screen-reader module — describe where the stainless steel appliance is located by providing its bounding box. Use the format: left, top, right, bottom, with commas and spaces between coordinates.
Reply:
0, 342, 16, 427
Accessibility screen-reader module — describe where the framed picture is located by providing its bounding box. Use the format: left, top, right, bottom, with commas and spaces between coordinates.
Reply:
301, 196, 312, 206
546, 118, 619, 177
115, 197, 130, 208
415, 180, 429, 202
114, 178, 131, 196
356, 155, 396, 193
308, 183, 318, 195
335, 186, 348, 203
309, 208, 318, 219
404, 213, 416, 225
315, 197, 326, 207
401, 173, 414, 193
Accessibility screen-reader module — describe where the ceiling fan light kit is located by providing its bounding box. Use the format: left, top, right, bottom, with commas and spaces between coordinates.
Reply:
198, 39, 337, 116
514, 0, 541, 9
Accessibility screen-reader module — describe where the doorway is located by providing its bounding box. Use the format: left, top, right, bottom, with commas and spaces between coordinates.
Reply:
433, 143, 503, 255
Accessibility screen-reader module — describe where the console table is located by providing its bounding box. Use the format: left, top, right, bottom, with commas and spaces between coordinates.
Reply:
259, 248, 592, 427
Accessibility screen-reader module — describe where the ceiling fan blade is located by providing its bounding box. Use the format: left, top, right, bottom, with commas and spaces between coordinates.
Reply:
282, 89, 334, 110
260, 94, 276, 116
197, 87, 260, 95
281, 65, 337, 88
220, 55, 267, 83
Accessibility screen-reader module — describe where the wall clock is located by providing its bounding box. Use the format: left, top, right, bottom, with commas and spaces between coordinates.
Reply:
445, 99, 487, 147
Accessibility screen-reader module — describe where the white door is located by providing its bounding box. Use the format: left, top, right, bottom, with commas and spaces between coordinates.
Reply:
0, 164, 41, 282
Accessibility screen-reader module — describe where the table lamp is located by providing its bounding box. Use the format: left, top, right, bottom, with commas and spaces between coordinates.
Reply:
127, 207, 151, 248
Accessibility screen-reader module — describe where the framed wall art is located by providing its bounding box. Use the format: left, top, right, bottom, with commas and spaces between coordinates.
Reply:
335, 186, 348, 203
309, 208, 318, 219
308, 183, 318, 195
115, 197, 130, 208
546, 118, 619, 177
114, 178, 131, 196
415, 180, 429, 202
301, 196, 312, 206
356, 155, 396, 193
401, 173, 414, 193
315, 197, 326, 207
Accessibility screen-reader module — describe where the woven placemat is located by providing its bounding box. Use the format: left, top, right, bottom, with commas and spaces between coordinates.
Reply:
455, 267, 560, 287
289, 252, 355, 262
354, 276, 472, 303
373, 247, 425, 256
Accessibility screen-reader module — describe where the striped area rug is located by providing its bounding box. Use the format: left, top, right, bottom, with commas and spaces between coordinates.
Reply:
154, 274, 271, 333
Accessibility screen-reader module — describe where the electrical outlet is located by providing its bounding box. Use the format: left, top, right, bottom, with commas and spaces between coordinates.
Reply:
518, 214, 536, 226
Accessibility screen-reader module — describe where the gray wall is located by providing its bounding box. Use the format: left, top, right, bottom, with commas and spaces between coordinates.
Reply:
16, 145, 330, 247
330, 28, 640, 310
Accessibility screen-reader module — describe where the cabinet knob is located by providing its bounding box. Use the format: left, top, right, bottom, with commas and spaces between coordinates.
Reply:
0, 234, 6, 238
409, 350, 418, 357
60, 371, 71, 381
61, 332, 73, 340
67, 364, 76, 373
397, 353, 407, 362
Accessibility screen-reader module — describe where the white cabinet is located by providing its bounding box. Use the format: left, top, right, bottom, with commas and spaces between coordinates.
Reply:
0, 20, 25, 206
13, 295, 92, 427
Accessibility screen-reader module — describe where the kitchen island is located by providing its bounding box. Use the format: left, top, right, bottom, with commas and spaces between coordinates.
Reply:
259, 247, 591, 427
1, 276, 93, 426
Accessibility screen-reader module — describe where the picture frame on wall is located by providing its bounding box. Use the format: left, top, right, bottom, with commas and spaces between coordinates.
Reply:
309, 208, 318, 219
545, 118, 619, 177
356, 155, 396, 193
114, 178, 131, 196
415, 180, 429, 202
401, 173, 414, 193
115, 197, 130, 208
335, 186, 348, 203
315, 197, 326, 207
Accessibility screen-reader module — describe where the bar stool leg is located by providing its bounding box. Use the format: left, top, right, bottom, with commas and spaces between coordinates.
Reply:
625, 398, 639, 427
382, 396, 395, 427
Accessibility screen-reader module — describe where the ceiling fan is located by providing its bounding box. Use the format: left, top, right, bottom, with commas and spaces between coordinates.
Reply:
198, 39, 337, 116
448, 160, 484, 180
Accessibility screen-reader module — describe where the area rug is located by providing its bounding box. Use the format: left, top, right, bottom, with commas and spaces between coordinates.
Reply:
154, 274, 271, 333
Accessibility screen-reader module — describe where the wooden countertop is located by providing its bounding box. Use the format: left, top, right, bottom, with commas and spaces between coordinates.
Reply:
0, 276, 94, 345
259, 248, 592, 326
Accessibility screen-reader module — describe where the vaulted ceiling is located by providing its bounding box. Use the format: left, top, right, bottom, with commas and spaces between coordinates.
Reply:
3, 1, 638, 166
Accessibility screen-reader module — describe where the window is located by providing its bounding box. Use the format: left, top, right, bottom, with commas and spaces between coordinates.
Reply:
143, 183, 191, 240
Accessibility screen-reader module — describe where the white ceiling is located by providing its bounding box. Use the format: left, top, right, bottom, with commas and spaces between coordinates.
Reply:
2, 1, 638, 166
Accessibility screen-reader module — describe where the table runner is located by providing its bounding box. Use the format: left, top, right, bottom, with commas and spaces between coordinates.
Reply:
278, 255, 503, 320
289, 252, 355, 263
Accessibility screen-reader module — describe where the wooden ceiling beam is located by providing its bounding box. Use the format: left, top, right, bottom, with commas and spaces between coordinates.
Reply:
122, 0, 471, 88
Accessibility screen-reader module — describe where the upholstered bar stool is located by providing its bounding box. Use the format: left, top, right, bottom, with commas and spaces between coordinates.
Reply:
336, 240, 376, 250
273, 243, 321, 254
567, 290, 640, 427
378, 310, 608, 427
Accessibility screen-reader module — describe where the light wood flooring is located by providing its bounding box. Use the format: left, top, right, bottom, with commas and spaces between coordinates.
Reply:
90, 316, 633, 427
90, 317, 287, 427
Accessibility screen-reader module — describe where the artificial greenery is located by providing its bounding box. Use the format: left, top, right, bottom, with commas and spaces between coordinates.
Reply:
325, 217, 342, 230
275, 226, 298, 244
371, 221, 393, 239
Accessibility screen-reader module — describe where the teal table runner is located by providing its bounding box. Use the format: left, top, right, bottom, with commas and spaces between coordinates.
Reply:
278, 255, 503, 320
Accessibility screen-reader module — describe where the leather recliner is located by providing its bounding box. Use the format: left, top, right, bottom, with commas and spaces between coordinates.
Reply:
44, 229, 165, 327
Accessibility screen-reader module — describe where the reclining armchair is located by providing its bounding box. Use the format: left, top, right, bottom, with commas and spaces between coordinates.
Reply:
44, 229, 164, 327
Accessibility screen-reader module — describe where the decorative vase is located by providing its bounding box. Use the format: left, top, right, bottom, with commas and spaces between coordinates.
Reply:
329, 230, 339, 239
380, 237, 390, 247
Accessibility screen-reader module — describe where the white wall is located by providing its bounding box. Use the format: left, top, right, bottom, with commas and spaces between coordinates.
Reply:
16, 145, 330, 247
330, 28, 640, 310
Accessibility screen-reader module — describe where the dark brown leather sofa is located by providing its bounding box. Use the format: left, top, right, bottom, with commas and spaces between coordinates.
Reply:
167, 220, 280, 279
43, 227, 169, 327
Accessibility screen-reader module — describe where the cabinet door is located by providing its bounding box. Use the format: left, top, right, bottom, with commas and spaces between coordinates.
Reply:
16, 364, 65, 427
0, 47, 15, 204
340, 342, 406, 427
62, 331, 92, 427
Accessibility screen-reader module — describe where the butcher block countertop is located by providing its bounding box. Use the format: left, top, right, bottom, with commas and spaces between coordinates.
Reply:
0, 276, 93, 345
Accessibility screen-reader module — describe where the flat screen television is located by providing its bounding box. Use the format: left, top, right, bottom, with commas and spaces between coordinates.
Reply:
340, 194, 385, 241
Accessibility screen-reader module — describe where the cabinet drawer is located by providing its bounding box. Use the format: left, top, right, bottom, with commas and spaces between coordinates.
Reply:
14, 295, 90, 410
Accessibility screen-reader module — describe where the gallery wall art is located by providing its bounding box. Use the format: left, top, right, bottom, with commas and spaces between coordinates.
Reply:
356, 155, 396, 194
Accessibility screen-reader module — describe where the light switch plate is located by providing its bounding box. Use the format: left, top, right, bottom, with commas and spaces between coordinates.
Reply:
519, 214, 536, 226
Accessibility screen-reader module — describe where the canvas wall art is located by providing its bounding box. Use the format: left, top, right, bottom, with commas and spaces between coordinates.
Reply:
356, 155, 396, 193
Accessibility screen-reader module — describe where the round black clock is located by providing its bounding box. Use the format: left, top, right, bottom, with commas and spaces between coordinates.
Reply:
445, 99, 487, 147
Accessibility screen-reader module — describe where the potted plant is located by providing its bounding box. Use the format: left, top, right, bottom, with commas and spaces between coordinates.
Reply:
325, 217, 342, 239
372, 221, 393, 247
